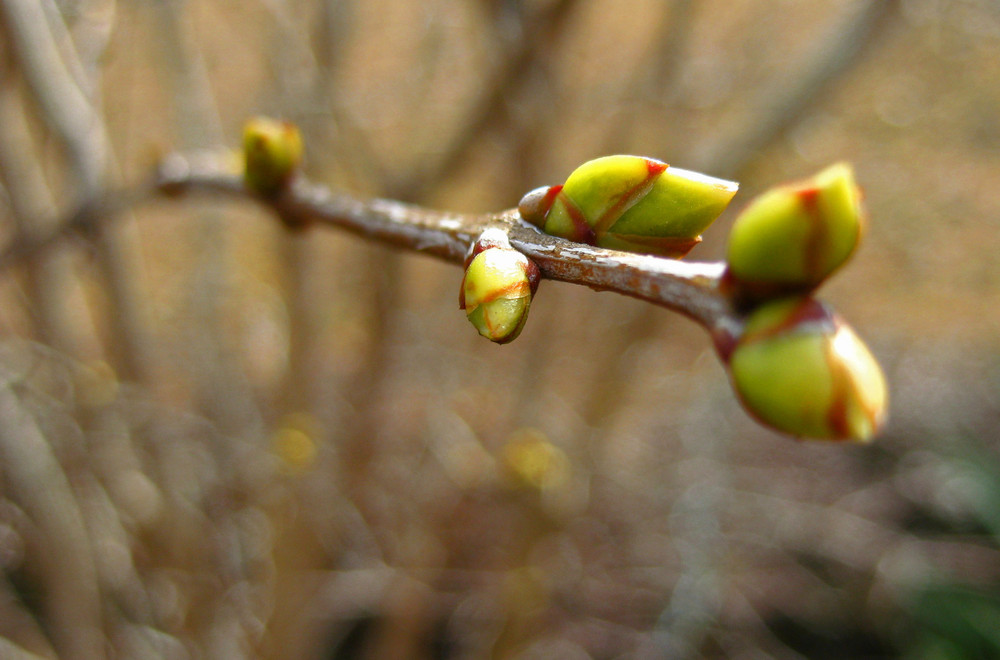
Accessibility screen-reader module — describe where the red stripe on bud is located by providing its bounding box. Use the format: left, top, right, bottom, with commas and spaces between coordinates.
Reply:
592, 160, 667, 236
556, 189, 596, 244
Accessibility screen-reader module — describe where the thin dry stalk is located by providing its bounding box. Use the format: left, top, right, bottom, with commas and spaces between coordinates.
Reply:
0, 378, 104, 660
0, 0, 158, 383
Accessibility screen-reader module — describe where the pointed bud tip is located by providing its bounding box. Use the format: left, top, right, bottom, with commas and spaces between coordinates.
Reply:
528, 155, 738, 256
726, 163, 865, 292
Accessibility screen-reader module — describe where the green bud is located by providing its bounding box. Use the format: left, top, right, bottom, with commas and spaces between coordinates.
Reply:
460, 229, 540, 344
724, 297, 888, 442
726, 163, 864, 291
518, 155, 738, 257
242, 116, 303, 196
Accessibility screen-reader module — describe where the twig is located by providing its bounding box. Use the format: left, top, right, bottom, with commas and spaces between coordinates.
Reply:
0, 0, 104, 184
2, 153, 738, 336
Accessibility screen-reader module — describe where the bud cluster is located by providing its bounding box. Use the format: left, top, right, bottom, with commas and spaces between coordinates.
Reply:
231, 121, 888, 443
514, 156, 886, 441
714, 163, 886, 441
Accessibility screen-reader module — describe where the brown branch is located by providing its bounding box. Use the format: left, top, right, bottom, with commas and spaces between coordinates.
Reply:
697, 0, 899, 177
1, 152, 738, 337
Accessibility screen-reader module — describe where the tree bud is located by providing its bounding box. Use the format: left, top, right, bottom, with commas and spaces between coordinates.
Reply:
242, 116, 303, 196
726, 163, 864, 292
460, 229, 540, 344
518, 155, 738, 257
723, 297, 887, 442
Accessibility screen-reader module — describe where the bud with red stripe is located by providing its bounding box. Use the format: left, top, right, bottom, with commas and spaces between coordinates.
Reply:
518, 155, 738, 257
460, 228, 540, 344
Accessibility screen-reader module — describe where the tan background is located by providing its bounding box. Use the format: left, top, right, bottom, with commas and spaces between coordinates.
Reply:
0, 0, 999, 658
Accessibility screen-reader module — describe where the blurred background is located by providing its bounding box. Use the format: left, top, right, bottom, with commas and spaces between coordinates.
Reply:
1, 0, 999, 657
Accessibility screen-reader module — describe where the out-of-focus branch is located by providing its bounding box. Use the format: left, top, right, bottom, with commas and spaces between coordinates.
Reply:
0, 153, 736, 333
0, 573, 58, 660
698, 0, 899, 177
0, 64, 91, 357
598, 0, 697, 154
0, 0, 158, 383
0, 636, 52, 660
150, 0, 268, 440
0, 0, 105, 188
386, 0, 579, 200
0, 378, 103, 660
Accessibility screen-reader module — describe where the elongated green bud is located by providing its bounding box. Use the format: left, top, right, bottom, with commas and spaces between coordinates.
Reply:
721, 297, 887, 442
518, 155, 738, 257
726, 163, 864, 292
460, 229, 540, 344
242, 117, 303, 196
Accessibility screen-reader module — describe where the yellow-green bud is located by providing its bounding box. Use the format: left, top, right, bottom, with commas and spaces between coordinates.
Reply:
726, 163, 864, 292
460, 229, 540, 344
518, 155, 738, 257
242, 116, 303, 196
723, 297, 887, 442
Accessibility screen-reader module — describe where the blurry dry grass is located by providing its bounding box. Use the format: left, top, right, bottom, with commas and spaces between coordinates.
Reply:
1, 0, 1000, 658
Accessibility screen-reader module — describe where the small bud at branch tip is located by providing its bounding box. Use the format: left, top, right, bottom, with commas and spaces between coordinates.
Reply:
242, 116, 304, 197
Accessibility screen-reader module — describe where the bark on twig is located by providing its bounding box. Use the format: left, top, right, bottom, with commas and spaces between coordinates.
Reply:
1, 152, 739, 337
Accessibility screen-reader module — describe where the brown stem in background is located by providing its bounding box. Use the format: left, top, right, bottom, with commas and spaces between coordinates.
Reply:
384, 0, 580, 201
697, 0, 899, 178
0, 63, 93, 359
0, 635, 52, 660
597, 0, 697, 154
150, 0, 269, 443
0, 0, 159, 384
0, 378, 104, 660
